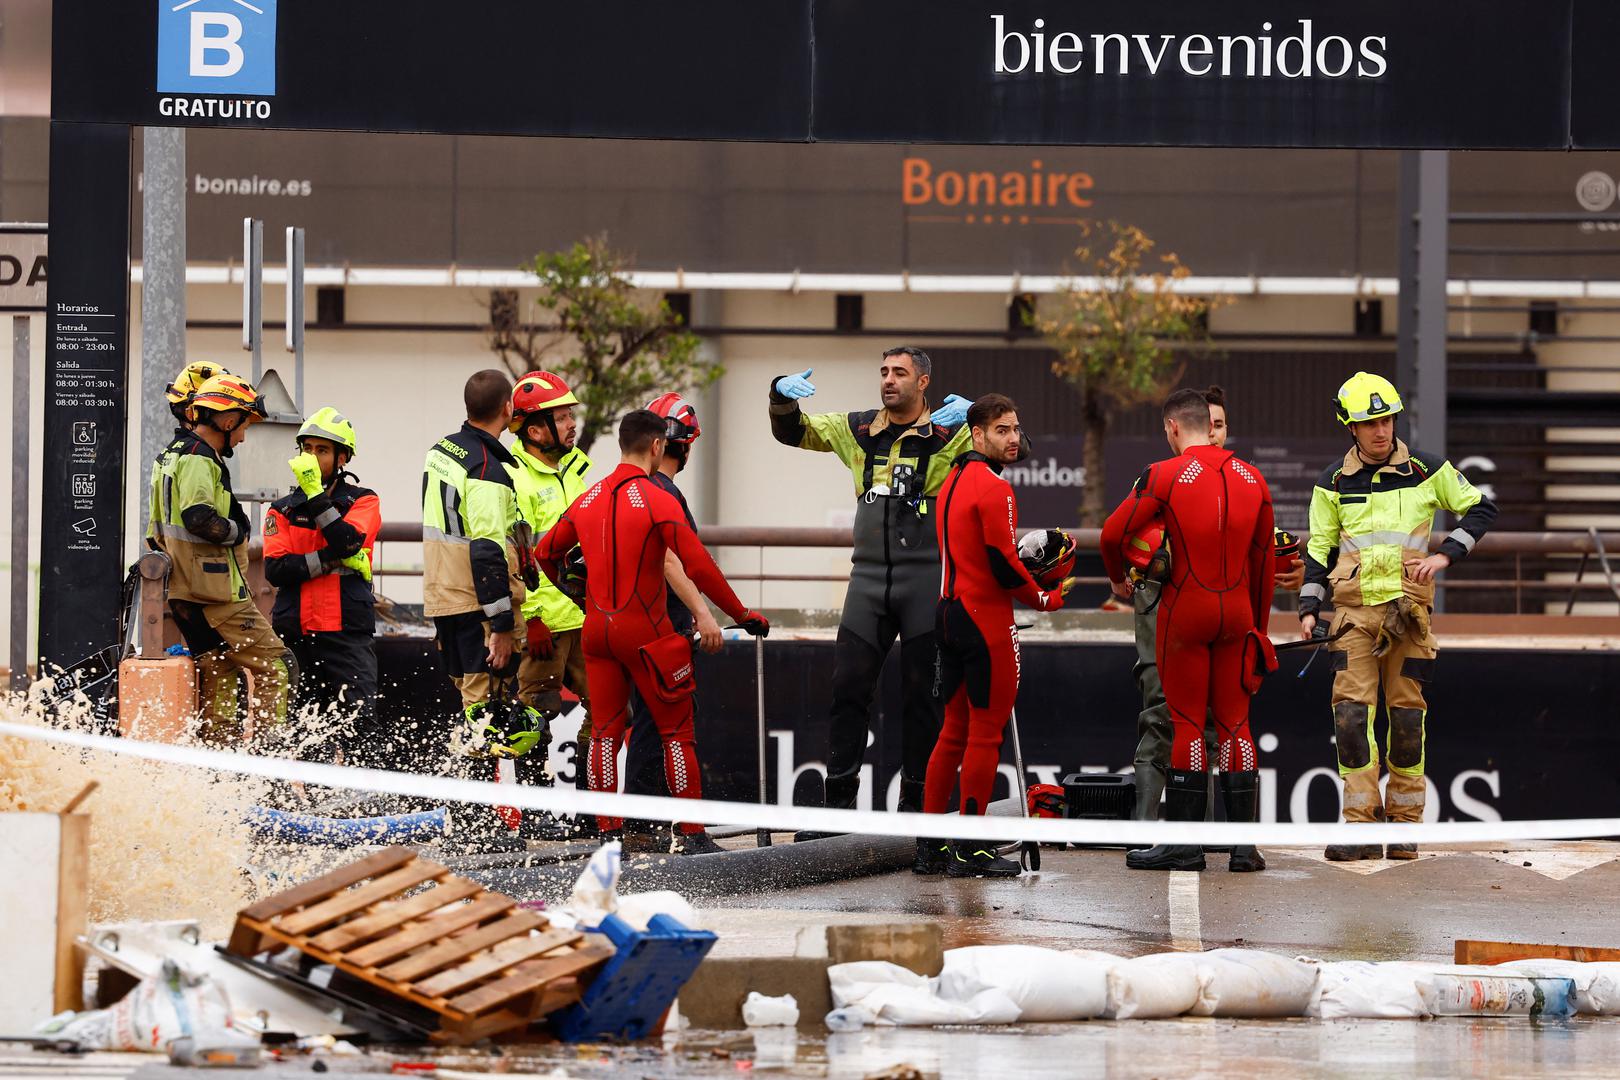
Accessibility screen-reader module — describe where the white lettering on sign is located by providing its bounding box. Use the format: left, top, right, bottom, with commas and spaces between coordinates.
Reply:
992, 16, 1388, 80
190, 12, 247, 79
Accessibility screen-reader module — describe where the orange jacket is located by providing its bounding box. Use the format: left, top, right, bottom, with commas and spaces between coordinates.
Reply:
264, 476, 381, 634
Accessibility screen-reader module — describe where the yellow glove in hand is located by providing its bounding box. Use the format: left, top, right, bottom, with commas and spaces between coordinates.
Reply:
339, 550, 372, 583
288, 452, 323, 497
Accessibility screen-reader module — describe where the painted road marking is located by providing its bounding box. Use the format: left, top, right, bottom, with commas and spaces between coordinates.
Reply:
1486, 849, 1620, 880
1169, 870, 1202, 951
1274, 847, 1461, 875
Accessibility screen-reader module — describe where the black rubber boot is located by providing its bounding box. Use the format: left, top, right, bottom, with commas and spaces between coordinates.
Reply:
795, 773, 860, 842
947, 840, 1021, 878
1130, 762, 1165, 849
1126, 769, 1208, 871
671, 829, 725, 856
913, 839, 951, 875
1222, 770, 1267, 872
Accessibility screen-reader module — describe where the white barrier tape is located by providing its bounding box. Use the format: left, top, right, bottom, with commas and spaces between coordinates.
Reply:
6, 720, 1620, 847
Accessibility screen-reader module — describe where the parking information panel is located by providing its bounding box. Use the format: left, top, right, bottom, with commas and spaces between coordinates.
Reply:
39, 123, 131, 672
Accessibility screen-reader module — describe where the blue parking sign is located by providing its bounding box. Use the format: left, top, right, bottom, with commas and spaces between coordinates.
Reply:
157, 0, 277, 96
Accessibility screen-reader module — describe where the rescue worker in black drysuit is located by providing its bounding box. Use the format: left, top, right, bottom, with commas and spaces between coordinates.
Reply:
768, 348, 971, 862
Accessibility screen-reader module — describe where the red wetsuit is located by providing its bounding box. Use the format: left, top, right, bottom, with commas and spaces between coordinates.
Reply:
1101, 446, 1274, 773
924, 452, 1064, 818
535, 462, 751, 833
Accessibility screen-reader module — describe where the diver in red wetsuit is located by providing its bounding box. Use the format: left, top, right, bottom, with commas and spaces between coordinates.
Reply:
921, 394, 1072, 879
1101, 388, 1275, 873
534, 410, 769, 853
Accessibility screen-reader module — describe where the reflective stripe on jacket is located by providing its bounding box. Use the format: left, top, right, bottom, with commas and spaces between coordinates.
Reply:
421, 422, 524, 631
1301, 440, 1497, 615
507, 443, 591, 631
264, 476, 381, 634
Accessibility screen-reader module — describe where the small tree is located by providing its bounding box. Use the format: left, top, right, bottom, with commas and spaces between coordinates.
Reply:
486, 235, 716, 453
1033, 221, 1218, 526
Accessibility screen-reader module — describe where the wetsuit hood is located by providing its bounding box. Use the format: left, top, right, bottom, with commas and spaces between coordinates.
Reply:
952, 449, 1004, 474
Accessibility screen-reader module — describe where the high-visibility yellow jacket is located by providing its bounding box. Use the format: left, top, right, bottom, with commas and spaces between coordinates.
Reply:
146, 428, 252, 606
506, 443, 591, 632
1301, 440, 1497, 615
421, 422, 524, 631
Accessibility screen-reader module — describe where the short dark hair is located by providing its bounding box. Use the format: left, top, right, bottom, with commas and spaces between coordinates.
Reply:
465, 369, 513, 423
618, 409, 667, 455
967, 393, 1018, 431
881, 346, 932, 378
1203, 384, 1227, 409
1163, 388, 1211, 429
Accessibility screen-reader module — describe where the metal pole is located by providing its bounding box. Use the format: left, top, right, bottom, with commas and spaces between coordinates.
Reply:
10, 316, 30, 691
755, 632, 771, 847
1395, 151, 1420, 419
139, 127, 186, 536
285, 226, 305, 411
243, 217, 262, 382
1415, 150, 1451, 459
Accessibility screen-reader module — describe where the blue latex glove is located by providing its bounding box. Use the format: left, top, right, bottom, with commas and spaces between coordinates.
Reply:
774, 368, 817, 400
931, 393, 971, 428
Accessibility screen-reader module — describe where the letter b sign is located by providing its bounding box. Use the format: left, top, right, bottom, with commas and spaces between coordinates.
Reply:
157, 0, 277, 97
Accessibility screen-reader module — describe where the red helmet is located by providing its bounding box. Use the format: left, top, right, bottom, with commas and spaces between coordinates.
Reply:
509, 370, 580, 434
1273, 528, 1301, 575
1125, 522, 1168, 573
646, 392, 701, 444
1017, 528, 1077, 591
1027, 784, 1066, 819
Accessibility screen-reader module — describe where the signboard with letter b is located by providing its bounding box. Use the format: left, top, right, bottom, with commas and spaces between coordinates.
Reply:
156, 0, 277, 96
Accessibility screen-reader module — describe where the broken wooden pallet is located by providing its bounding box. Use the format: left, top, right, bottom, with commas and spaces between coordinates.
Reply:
227, 846, 610, 1044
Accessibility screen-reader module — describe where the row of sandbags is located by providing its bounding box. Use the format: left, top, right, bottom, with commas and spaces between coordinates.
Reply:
827, 946, 1620, 1026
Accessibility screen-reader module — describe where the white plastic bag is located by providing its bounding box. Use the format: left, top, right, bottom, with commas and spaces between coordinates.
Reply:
741, 992, 800, 1027
1304, 961, 1430, 1019
937, 945, 1109, 1022
828, 961, 1020, 1026
1190, 949, 1317, 1018
1417, 972, 1576, 1017
35, 960, 235, 1053
1497, 960, 1620, 1015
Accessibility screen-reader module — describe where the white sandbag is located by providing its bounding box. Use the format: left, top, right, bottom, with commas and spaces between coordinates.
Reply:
1496, 960, 1620, 1015
1303, 961, 1430, 1019
937, 945, 1109, 1022
828, 960, 1020, 1027
1066, 949, 1202, 1019
35, 960, 235, 1053
1189, 949, 1318, 1018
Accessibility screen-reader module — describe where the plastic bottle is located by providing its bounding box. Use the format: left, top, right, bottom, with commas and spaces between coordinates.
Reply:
824, 1008, 866, 1032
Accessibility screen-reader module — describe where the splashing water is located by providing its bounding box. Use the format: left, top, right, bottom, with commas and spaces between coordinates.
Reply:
0, 673, 419, 938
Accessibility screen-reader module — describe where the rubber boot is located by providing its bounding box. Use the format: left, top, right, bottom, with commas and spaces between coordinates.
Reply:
1126, 769, 1208, 871
1129, 763, 1165, 852
795, 773, 859, 842
1222, 770, 1266, 872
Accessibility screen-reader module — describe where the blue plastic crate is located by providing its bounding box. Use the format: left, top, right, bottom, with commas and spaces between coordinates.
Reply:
551, 912, 717, 1042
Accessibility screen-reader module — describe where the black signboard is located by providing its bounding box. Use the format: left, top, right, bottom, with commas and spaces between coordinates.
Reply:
38, 123, 132, 672
48, 0, 1607, 151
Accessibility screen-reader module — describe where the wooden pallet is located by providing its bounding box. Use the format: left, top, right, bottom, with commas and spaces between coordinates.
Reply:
227, 846, 610, 1044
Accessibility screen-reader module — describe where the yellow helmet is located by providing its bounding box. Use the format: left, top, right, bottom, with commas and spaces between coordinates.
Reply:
297, 406, 358, 458
166, 361, 229, 419
1334, 371, 1403, 426
186, 373, 268, 425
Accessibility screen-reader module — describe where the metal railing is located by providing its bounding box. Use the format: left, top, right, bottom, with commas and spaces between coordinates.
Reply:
362, 523, 1620, 616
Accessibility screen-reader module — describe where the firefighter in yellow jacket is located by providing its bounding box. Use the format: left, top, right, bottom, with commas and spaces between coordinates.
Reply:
147, 371, 294, 744
505, 371, 593, 791
1299, 372, 1497, 861
422, 370, 531, 757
